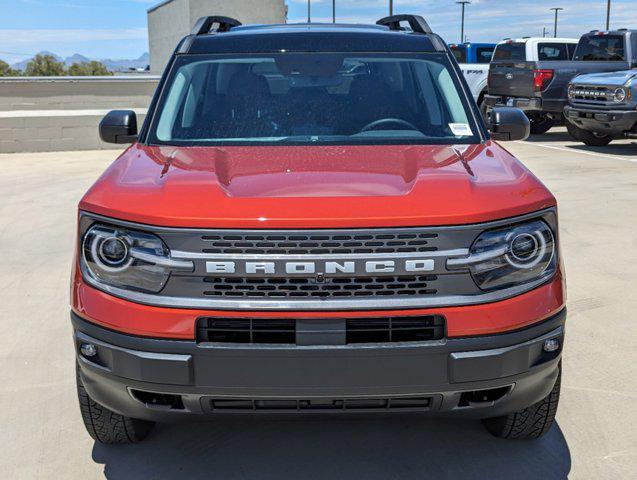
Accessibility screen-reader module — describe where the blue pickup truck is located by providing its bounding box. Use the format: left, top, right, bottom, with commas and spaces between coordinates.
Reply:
449, 42, 496, 64
450, 43, 496, 108
565, 70, 637, 146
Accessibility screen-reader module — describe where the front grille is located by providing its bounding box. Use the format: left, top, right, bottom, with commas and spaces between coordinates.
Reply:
207, 396, 433, 412
196, 315, 446, 344
571, 85, 612, 103
199, 231, 439, 255
202, 275, 438, 298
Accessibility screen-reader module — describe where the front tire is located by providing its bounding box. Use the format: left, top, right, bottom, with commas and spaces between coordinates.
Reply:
482, 365, 561, 440
76, 365, 155, 444
528, 113, 555, 135
571, 124, 614, 146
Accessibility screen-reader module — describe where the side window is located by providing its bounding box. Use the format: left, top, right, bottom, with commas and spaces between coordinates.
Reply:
567, 43, 577, 59
476, 47, 494, 63
632, 34, 637, 63
538, 43, 568, 60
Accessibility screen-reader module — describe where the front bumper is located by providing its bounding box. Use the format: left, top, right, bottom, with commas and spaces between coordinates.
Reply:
73, 309, 565, 421
564, 105, 637, 136
484, 95, 566, 114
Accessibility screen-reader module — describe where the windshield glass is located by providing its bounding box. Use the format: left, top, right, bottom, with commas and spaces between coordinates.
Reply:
574, 35, 625, 61
149, 53, 479, 146
476, 47, 494, 63
493, 42, 525, 61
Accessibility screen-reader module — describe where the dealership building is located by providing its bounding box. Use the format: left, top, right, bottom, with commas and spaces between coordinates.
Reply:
147, 0, 288, 73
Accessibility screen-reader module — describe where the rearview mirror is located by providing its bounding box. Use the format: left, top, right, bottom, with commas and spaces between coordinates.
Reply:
488, 107, 530, 141
99, 110, 138, 144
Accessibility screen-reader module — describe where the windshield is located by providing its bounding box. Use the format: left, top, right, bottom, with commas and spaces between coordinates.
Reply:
574, 35, 625, 61
475, 47, 494, 63
148, 53, 479, 146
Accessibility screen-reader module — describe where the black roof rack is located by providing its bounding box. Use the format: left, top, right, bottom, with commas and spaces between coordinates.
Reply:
376, 14, 433, 34
191, 16, 241, 35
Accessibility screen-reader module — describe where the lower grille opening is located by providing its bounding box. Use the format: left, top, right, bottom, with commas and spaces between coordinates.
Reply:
208, 396, 432, 412
196, 316, 446, 345
131, 390, 185, 410
458, 386, 512, 407
346, 316, 445, 344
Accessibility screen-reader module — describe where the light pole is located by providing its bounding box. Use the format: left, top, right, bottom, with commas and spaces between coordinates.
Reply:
307, 0, 311, 23
456, 1, 471, 44
333, 0, 336, 23
606, 0, 611, 30
542, 26, 548, 37
389, 0, 393, 16
550, 7, 563, 37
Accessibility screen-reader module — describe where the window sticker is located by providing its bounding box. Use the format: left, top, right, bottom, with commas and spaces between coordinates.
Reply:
449, 123, 473, 136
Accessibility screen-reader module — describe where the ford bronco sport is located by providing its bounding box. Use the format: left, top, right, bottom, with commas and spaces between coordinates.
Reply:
73, 15, 566, 444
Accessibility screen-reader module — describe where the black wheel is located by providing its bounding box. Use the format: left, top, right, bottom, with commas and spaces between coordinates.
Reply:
482, 365, 561, 440
577, 129, 614, 147
528, 114, 555, 135
565, 120, 582, 141
76, 365, 155, 444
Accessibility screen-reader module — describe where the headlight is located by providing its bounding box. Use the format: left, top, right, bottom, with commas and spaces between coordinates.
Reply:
448, 219, 556, 291
81, 223, 192, 293
567, 84, 575, 99
613, 87, 627, 103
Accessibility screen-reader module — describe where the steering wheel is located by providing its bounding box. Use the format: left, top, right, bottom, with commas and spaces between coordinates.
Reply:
359, 118, 420, 133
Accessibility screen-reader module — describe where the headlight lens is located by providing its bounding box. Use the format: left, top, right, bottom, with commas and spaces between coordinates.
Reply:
449, 219, 556, 291
613, 87, 627, 103
567, 84, 575, 99
82, 224, 170, 293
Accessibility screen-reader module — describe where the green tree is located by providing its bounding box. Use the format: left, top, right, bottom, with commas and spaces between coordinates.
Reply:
0, 60, 21, 77
68, 61, 113, 76
25, 54, 66, 76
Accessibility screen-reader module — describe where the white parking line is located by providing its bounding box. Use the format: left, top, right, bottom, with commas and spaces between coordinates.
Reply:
517, 141, 637, 164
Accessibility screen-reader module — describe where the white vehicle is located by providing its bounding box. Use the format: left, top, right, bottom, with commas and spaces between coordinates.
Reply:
493, 37, 579, 63
450, 43, 495, 107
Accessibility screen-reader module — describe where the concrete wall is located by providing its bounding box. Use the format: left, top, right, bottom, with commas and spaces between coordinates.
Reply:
148, 0, 287, 73
0, 76, 159, 154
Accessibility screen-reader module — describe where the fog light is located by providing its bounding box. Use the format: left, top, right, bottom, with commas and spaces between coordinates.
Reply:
80, 343, 97, 357
543, 338, 560, 353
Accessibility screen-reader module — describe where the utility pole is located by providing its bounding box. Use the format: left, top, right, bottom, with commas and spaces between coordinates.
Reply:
606, 0, 611, 30
550, 7, 563, 37
333, 0, 336, 23
456, 1, 471, 44
389, 0, 393, 16
307, 0, 311, 23
542, 26, 548, 37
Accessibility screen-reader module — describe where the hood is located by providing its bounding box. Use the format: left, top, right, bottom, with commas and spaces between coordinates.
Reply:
573, 70, 637, 87
80, 142, 555, 228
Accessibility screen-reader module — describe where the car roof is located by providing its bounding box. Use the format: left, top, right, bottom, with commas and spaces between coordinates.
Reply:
182, 23, 439, 55
497, 37, 579, 45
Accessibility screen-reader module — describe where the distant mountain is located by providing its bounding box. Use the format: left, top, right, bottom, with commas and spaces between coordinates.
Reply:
11, 51, 150, 72
12, 50, 63, 71
64, 53, 91, 67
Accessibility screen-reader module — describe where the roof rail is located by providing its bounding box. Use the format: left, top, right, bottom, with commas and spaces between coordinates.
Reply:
191, 16, 241, 35
376, 15, 433, 34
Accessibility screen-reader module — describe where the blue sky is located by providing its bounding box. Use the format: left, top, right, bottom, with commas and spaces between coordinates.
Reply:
1, 0, 636, 64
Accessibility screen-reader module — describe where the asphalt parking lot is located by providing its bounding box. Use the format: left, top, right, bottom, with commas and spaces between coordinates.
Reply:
1, 127, 635, 479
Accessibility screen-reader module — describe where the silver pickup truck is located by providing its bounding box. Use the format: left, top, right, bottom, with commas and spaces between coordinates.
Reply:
564, 70, 637, 146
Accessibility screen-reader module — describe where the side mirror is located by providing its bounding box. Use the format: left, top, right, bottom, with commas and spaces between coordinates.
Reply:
99, 110, 138, 144
488, 107, 530, 141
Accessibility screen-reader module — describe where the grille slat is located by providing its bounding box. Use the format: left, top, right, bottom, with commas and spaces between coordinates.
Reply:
200, 231, 439, 255
208, 396, 433, 412
202, 275, 437, 298
196, 316, 445, 345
